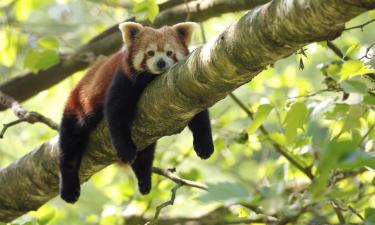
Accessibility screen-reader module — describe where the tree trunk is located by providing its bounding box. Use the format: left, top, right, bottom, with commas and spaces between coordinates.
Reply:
0, 0, 374, 222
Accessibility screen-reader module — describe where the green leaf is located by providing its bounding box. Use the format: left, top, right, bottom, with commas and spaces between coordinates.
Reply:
248, 104, 273, 134
36, 207, 55, 225
284, 102, 308, 142
312, 140, 357, 196
365, 208, 375, 225
341, 105, 365, 133
324, 103, 350, 120
37, 36, 59, 50
196, 182, 251, 203
339, 60, 375, 80
344, 45, 358, 58
327, 63, 342, 79
132, 0, 159, 22
341, 79, 368, 95
14, 0, 32, 21
364, 95, 375, 105
24, 49, 60, 73
146, 0, 159, 22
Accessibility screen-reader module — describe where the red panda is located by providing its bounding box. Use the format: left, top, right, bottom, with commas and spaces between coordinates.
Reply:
59, 22, 214, 203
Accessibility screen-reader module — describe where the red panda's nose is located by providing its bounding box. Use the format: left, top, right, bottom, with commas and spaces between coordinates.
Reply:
156, 59, 166, 69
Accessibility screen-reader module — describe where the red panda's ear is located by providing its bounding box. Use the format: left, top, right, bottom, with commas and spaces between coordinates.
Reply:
172, 22, 198, 46
118, 22, 144, 45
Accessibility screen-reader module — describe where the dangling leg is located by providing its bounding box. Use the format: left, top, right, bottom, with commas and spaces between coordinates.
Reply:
59, 107, 103, 203
188, 109, 214, 159
131, 143, 156, 195
59, 114, 90, 203
105, 70, 140, 164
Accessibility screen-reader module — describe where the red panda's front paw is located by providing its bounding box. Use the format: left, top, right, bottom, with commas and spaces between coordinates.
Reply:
194, 140, 214, 160
138, 181, 151, 195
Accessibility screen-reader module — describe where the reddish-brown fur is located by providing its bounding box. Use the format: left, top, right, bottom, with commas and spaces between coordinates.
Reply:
64, 25, 189, 120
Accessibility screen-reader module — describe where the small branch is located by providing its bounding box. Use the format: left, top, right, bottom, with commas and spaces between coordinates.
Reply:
345, 19, 375, 31
331, 200, 346, 225
0, 119, 27, 139
146, 167, 208, 224
151, 167, 208, 191
359, 42, 375, 60
288, 89, 331, 99
146, 183, 183, 225
347, 204, 365, 221
360, 124, 375, 146
0, 91, 59, 138
327, 41, 349, 60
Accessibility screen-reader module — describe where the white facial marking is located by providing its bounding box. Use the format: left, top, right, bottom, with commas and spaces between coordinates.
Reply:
146, 52, 175, 74
132, 51, 144, 71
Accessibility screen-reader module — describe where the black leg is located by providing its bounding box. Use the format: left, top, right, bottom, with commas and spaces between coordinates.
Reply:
131, 143, 156, 195
188, 109, 214, 159
59, 114, 89, 203
59, 107, 103, 203
105, 70, 140, 164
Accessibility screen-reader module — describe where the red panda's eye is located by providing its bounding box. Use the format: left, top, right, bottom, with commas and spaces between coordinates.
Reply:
147, 50, 155, 57
166, 51, 173, 57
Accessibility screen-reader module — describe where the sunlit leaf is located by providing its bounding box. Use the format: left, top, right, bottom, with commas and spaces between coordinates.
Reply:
238, 207, 250, 218
344, 44, 358, 58
339, 60, 375, 80
132, 0, 159, 22
36, 207, 55, 225
248, 104, 273, 134
284, 102, 308, 142
37, 36, 59, 50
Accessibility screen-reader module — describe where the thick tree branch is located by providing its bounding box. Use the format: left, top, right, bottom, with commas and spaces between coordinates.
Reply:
0, 0, 269, 111
0, 0, 374, 222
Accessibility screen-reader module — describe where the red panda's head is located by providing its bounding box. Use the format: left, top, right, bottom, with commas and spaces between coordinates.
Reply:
119, 22, 197, 74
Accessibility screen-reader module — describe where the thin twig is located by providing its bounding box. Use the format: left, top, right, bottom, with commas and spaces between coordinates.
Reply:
151, 167, 208, 191
360, 124, 375, 146
146, 183, 183, 225
331, 200, 346, 225
146, 167, 208, 224
345, 19, 375, 31
359, 43, 375, 60
288, 89, 330, 99
0, 91, 59, 138
0, 119, 27, 138
347, 205, 365, 221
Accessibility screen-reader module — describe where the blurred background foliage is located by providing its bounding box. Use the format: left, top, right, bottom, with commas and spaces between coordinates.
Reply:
0, 0, 375, 224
